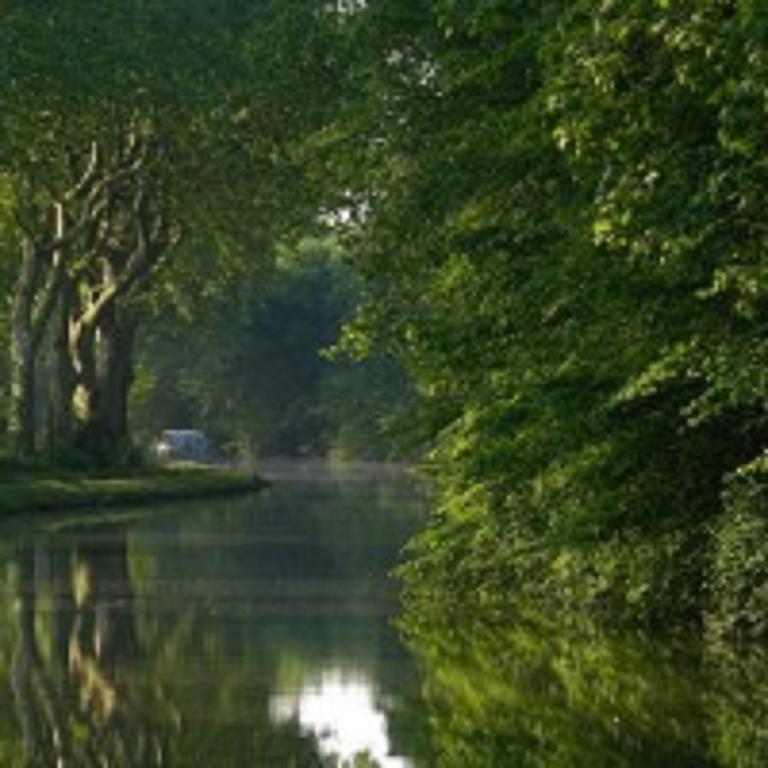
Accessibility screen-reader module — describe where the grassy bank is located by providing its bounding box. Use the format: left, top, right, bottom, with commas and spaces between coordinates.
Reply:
0, 463, 267, 515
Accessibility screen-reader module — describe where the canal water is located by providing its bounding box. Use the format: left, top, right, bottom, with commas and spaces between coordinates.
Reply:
0, 462, 767, 767
0, 463, 429, 767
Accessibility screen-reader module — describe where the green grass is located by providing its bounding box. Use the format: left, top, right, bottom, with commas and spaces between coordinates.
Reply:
0, 462, 267, 514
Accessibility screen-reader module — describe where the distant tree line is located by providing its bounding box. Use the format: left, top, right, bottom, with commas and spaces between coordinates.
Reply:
131, 239, 409, 461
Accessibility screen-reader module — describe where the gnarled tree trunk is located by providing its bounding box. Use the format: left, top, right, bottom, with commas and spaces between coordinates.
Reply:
8, 239, 43, 460
70, 304, 137, 465
46, 280, 77, 458
97, 306, 137, 463
8, 202, 70, 460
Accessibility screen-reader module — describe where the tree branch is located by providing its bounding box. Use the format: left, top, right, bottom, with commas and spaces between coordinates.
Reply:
62, 141, 101, 204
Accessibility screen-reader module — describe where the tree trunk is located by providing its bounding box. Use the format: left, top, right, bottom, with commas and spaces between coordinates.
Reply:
46, 281, 77, 458
8, 333, 36, 460
8, 240, 40, 460
8, 205, 68, 461
70, 317, 102, 461
69, 302, 137, 465
98, 307, 137, 462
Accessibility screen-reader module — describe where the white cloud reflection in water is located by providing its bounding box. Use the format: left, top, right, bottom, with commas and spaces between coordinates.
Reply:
270, 669, 411, 767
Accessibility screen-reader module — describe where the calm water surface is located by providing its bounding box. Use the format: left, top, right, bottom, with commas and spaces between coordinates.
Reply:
1, 462, 767, 767
0, 463, 429, 767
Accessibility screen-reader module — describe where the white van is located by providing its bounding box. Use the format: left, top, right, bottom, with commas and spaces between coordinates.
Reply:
154, 429, 211, 462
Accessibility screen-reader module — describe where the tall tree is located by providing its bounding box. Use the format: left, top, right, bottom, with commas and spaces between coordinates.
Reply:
0, 0, 341, 463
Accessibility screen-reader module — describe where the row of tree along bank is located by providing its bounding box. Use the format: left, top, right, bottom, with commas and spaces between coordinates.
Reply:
0, 0, 338, 466
318, 1, 768, 638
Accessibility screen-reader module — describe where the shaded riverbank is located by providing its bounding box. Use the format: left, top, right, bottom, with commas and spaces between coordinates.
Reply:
0, 463, 265, 515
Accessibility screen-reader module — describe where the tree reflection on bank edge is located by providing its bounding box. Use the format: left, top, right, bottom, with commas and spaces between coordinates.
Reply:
398, 596, 768, 768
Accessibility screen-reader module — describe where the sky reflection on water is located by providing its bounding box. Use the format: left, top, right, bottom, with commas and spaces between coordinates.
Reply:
270, 668, 411, 767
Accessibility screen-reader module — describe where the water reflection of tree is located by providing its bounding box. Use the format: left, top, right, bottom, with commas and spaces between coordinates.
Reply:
125, 480, 430, 766
10, 530, 164, 766
399, 602, 768, 768
4, 523, 341, 767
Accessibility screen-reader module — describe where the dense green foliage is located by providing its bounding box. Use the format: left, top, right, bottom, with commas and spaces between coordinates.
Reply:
316, 0, 768, 636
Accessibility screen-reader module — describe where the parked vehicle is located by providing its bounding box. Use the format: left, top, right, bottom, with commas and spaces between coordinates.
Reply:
153, 429, 212, 462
